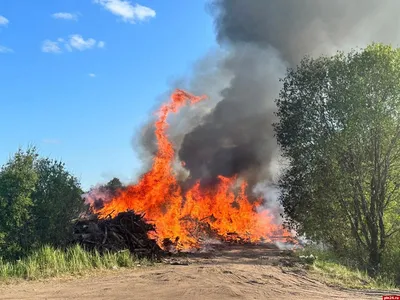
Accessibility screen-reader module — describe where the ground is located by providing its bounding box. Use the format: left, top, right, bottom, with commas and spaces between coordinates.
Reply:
0, 244, 395, 299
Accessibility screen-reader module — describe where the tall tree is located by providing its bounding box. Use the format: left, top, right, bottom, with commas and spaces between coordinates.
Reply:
0, 148, 85, 258
31, 158, 85, 247
0, 148, 38, 258
275, 44, 400, 276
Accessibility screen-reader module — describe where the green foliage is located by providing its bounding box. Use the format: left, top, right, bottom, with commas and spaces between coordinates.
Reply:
31, 158, 85, 247
105, 177, 123, 195
0, 147, 86, 259
0, 148, 38, 258
295, 246, 397, 290
380, 232, 400, 285
0, 147, 138, 281
0, 245, 148, 280
275, 43, 400, 277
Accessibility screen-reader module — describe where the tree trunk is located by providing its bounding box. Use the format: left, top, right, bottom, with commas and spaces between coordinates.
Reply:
368, 236, 381, 277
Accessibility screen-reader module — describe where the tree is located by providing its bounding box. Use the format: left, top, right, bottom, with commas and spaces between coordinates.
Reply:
275, 44, 400, 276
104, 177, 123, 196
31, 158, 85, 247
0, 148, 38, 258
0, 148, 85, 259
84, 177, 124, 211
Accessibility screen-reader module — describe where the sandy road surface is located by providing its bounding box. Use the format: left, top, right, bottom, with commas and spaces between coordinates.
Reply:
0, 244, 395, 300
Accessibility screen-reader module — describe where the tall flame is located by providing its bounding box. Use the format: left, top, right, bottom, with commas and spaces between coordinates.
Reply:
94, 89, 290, 249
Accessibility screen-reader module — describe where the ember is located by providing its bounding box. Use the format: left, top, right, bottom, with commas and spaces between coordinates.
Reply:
91, 89, 292, 250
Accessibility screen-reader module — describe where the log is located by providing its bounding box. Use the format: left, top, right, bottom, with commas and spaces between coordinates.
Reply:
72, 210, 163, 259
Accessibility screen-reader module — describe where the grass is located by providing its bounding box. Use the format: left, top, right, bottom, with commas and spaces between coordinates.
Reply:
295, 246, 398, 290
0, 245, 152, 281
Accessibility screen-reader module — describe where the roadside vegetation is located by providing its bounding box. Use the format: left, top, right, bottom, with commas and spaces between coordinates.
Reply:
0, 245, 151, 281
295, 246, 398, 290
0, 147, 140, 282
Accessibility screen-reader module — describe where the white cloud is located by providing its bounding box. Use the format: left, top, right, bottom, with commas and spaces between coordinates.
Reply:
42, 35, 106, 53
41, 40, 62, 53
0, 15, 9, 26
0, 45, 13, 53
65, 44, 72, 52
89, 73, 96, 77
97, 41, 105, 48
52, 12, 78, 21
68, 34, 96, 51
94, 0, 155, 23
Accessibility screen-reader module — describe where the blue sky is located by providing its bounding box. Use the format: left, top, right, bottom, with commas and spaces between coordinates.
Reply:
0, 0, 216, 190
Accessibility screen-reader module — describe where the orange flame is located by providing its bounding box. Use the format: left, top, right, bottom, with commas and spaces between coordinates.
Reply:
94, 89, 291, 249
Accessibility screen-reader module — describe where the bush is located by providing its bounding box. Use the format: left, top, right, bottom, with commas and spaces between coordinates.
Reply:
381, 235, 400, 286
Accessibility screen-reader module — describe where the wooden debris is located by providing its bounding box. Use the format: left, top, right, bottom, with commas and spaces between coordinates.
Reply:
73, 210, 163, 259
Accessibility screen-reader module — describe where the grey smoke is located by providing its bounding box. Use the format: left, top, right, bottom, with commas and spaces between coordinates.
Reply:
139, 0, 400, 190
179, 45, 285, 187
211, 0, 400, 66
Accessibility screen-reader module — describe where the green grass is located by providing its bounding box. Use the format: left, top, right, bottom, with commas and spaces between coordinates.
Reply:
295, 246, 397, 290
0, 245, 152, 281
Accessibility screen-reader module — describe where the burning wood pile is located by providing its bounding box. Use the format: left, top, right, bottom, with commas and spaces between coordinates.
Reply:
81, 90, 295, 251
69, 88, 296, 258
73, 210, 162, 259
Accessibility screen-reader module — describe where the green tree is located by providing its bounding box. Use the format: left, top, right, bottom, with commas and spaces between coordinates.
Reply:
0, 148, 38, 258
31, 158, 85, 247
0, 148, 85, 259
104, 177, 123, 196
275, 44, 400, 276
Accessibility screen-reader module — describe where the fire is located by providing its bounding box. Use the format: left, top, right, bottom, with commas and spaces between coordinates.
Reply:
94, 89, 291, 249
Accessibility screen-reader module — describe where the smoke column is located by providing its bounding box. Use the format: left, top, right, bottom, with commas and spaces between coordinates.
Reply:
141, 0, 400, 191
212, 0, 400, 66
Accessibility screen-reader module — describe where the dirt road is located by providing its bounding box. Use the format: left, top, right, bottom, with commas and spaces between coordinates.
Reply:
0, 244, 394, 299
